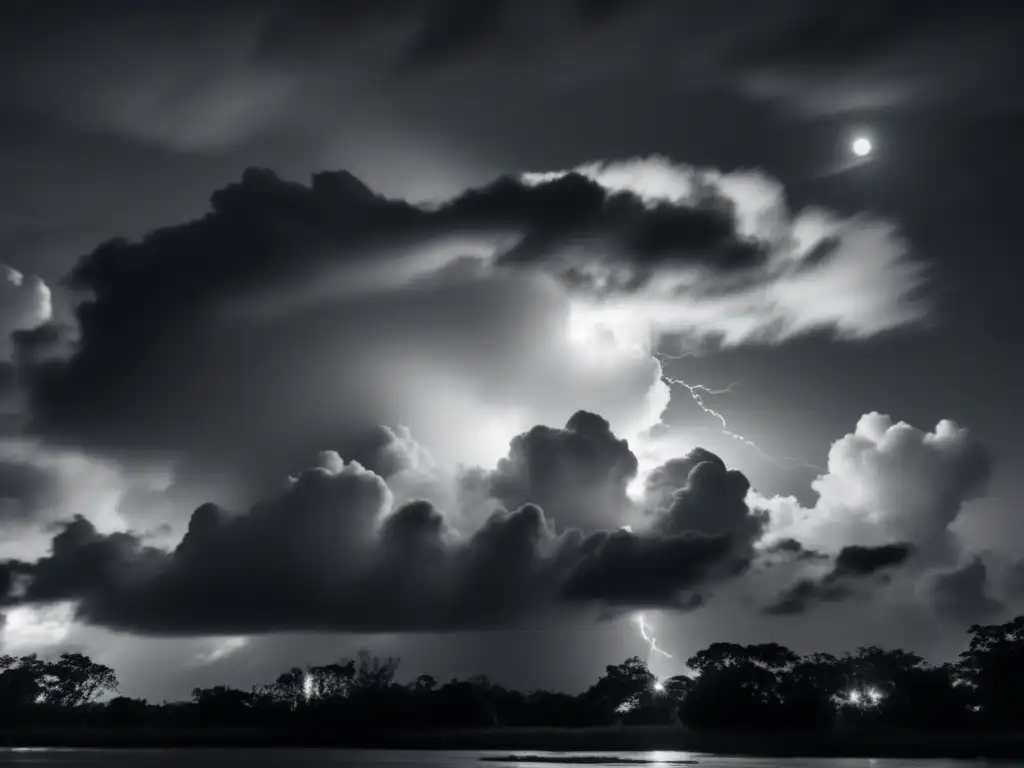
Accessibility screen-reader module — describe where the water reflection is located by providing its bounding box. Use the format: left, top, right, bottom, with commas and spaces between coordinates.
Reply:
0, 749, 1007, 767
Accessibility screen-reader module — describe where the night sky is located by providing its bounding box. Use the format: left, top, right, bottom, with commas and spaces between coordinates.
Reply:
1, 0, 1023, 701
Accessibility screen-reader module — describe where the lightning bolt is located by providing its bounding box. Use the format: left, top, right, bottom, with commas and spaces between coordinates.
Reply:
635, 612, 672, 661
658, 359, 821, 472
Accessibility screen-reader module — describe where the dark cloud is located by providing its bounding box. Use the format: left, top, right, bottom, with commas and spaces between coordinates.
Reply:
830, 543, 915, 579
761, 537, 826, 563
0, 364, 16, 420
54, 161, 754, 309
1006, 559, 1024, 599
646, 448, 761, 541
0, 430, 764, 635
0, 457, 56, 522
559, 528, 734, 607
765, 578, 850, 617
766, 542, 913, 615
15, 166, 759, 484
926, 557, 1004, 623
480, 411, 638, 531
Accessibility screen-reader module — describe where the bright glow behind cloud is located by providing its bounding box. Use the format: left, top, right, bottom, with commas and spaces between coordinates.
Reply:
1, 602, 74, 653
524, 157, 928, 351
0, 264, 51, 360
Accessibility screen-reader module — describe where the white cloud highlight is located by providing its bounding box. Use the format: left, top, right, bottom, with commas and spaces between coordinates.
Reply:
758, 413, 992, 557
524, 157, 928, 352
0, 264, 51, 360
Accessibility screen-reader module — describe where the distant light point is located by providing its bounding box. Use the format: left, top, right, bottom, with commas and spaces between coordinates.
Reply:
852, 136, 873, 158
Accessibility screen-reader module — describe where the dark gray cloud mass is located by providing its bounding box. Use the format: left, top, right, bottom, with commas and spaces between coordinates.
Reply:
481, 411, 638, 531
0, 406, 920, 636
14, 166, 760, 483
0, 423, 770, 634
645, 449, 758, 540
0, 458, 55, 522
926, 557, 1004, 623
767, 542, 914, 615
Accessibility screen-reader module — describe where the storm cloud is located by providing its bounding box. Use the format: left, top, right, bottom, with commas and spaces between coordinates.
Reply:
478, 410, 639, 532
766, 542, 914, 615
0, 421, 763, 634
7, 160, 926, 501
925, 557, 1004, 623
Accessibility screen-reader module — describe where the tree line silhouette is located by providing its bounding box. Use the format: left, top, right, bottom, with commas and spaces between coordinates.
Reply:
2, 616, 1022, 735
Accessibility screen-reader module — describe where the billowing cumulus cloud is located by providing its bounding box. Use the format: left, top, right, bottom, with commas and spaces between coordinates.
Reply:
0, 159, 956, 649
0, 408, 956, 638
644, 448, 758, 540
479, 411, 639, 531
17, 172, 671, 491
758, 412, 992, 558
0, 422, 765, 634
743, 411, 1004, 623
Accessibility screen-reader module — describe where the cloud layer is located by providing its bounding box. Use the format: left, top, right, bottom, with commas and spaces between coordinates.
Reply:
0, 156, 983, 646
0, 415, 770, 634
1, 1, 1017, 158
8, 160, 926, 496
4, 402, 996, 639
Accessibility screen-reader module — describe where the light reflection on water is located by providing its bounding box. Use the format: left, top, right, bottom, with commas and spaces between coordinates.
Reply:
0, 749, 1001, 767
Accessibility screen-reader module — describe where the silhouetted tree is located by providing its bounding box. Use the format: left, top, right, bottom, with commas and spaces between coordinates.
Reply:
776, 652, 844, 728
958, 615, 1024, 728
0, 657, 45, 710
43, 652, 118, 707
354, 650, 400, 692
412, 674, 437, 692
103, 696, 150, 727
680, 642, 799, 729
660, 674, 693, 702
262, 667, 306, 709
584, 656, 657, 722
191, 685, 253, 725
307, 660, 356, 700
1, 619, 1023, 739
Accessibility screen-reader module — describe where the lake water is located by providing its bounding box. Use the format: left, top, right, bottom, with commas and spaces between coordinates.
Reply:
0, 750, 1000, 767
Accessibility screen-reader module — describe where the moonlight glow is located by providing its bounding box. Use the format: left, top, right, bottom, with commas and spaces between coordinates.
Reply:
852, 136, 873, 157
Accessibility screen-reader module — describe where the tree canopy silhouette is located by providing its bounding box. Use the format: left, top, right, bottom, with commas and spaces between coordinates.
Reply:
0, 617, 1022, 738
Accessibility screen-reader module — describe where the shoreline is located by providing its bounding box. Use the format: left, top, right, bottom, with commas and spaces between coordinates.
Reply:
2, 725, 1024, 758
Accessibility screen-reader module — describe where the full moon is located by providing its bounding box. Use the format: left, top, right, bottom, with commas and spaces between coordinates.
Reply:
852, 136, 873, 157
